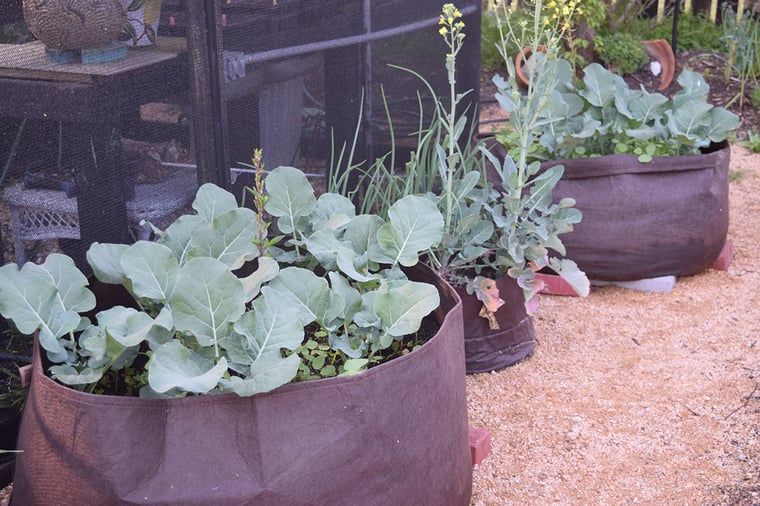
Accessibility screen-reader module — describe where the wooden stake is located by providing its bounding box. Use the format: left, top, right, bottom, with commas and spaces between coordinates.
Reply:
684, 0, 692, 15
657, 0, 665, 23
709, 0, 718, 22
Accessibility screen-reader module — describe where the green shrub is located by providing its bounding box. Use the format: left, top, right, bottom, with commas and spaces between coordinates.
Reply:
481, 6, 530, 70
751, 86, 760, 109
594, 32, 648, 74
631, 13, 724, 52
739, 131, 760, 153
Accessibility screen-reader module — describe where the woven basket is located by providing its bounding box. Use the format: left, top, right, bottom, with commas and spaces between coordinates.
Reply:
23, 0, 126, 50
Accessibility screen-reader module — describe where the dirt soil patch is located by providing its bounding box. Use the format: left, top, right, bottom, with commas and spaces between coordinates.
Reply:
466, 144, 760, 505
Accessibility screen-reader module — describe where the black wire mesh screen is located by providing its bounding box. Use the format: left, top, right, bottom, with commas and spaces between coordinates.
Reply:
0, 0, 480, 271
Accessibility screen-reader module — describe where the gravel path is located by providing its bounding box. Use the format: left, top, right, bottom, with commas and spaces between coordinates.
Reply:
467, 144, 760, 505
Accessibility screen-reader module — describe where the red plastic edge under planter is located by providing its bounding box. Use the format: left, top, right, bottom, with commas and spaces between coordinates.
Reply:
10, 264, 472, 506
456, 275, 536, 374
539, 141, 730, 282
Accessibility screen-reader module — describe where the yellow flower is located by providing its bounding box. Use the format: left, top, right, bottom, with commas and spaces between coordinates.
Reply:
439, 27, 448, 35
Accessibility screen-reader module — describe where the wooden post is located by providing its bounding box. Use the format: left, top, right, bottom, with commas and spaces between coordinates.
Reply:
709, 0, 718, 22
185, 0, 230, 187
658, 0, 664, 22
684, 0, 692, 15
737, 0, 746, 23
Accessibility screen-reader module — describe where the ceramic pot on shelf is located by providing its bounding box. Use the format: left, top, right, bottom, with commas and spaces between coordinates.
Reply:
120, 0, 163, 47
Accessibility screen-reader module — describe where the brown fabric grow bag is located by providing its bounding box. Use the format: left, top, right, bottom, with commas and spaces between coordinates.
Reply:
456, 275, 535, 374
540, 142, 731, 281
11, 266, 471, 506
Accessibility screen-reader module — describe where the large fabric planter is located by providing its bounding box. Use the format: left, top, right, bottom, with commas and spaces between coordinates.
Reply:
541, 141, 730, 281
11, 265, 472, 506
456, 275, 536, 374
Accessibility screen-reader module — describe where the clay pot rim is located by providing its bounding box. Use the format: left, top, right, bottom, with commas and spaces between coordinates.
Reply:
514, 45, 548, 87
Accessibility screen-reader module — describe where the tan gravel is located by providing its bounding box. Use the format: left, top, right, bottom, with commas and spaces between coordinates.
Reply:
467, 144, 760, 505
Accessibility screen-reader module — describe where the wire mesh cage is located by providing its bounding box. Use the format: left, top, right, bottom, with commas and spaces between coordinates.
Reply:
0, 0, 481, 269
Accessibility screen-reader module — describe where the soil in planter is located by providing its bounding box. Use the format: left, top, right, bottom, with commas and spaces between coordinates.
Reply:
294, 315, 441, 382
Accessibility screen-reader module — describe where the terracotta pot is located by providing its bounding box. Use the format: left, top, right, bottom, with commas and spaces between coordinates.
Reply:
514, 45, 547, 88
456, 275, 536, 374
541, 141, 730, 281
644, 39, 676, 91
10, 265, 472, 506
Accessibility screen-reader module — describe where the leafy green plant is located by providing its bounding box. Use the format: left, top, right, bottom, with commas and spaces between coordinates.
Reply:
573, 0, 607, 31
336, 2, 590, 312
0, 167, 444, 398
477, 0, 590, 304
495, 59, 740, 163
728, 168, 747, 182
0, 364, 26, 411
719, 5, 760, 111
336, 6, 495, 287
482, 5, 527, 70
593, 32, 648, 75
603, 0, 654, 32
739, 130, 760, 152
633, 12, 723, 52
751, 86, 760, 109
